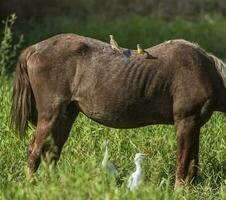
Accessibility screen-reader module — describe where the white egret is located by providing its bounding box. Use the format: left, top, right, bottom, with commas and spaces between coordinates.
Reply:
101, 140, 118, 175
127, 153, 146, 191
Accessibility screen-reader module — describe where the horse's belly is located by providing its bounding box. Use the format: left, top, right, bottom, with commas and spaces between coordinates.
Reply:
78, 99, 173, 128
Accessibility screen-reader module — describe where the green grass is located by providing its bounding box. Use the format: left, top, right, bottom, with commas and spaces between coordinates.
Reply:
0, 80, 226, 200
24, 14, 226, 59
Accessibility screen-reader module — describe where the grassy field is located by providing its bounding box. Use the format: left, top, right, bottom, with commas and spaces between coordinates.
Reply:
0, 78, 226, 200
10, 14, 225, 60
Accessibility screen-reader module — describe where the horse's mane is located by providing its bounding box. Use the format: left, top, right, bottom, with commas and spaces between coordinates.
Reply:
208, 53, 226, 89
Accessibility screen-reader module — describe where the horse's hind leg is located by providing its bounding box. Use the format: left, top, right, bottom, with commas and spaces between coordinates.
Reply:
174, 115, 200, 189
42, 102, 79, 165
28, 118, 55, 172
28, 102, 78, 173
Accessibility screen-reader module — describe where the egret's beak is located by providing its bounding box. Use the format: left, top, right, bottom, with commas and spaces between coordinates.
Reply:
141, 153, 148, 156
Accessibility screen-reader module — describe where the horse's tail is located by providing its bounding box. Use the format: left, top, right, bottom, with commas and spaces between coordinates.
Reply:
11, 47, 37, 137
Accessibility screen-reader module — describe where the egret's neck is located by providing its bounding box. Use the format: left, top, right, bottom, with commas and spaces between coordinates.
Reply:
135, 160, 142, 172
102, 146, 108, 166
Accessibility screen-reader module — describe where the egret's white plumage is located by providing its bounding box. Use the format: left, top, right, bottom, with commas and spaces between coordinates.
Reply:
127, 153, 146, 191
102, 140, 118, 175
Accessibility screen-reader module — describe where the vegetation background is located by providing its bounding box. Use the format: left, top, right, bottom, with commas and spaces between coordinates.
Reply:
2, 0, 226, 58
0, 0, 226, 199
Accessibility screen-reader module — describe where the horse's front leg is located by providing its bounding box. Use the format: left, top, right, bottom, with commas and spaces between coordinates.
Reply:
174, 116, 200, 189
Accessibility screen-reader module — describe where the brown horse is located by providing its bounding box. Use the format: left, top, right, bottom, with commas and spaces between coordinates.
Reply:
11, 34, 226, 188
